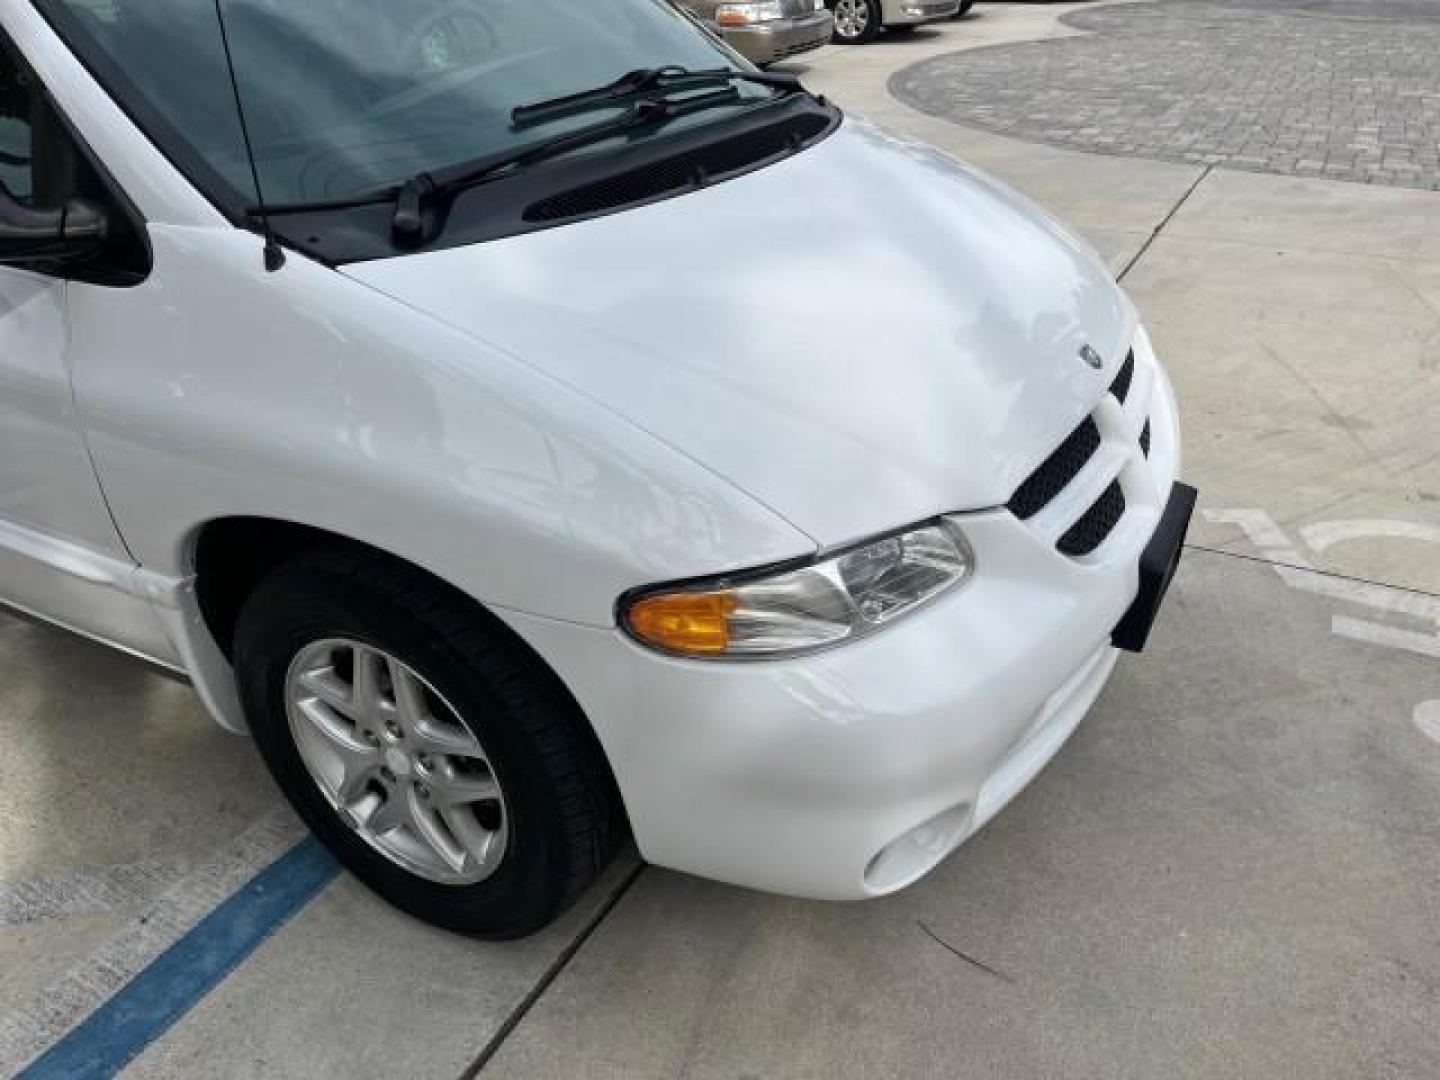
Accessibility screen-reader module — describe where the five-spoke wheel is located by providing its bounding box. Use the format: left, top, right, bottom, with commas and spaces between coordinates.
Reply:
286, 639, 508, 885
236, 547, 624, 938
831, 0, 882, 44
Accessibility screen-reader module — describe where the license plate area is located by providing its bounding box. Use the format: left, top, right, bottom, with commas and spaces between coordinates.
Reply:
1112, 482, 1197, 653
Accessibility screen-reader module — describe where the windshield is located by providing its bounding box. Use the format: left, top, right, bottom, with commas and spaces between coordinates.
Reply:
35, 0, 759, 207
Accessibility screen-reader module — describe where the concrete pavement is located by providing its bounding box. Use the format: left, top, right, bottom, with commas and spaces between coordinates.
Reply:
4, 3, 1439, 1077
481, 552, 1440, 1080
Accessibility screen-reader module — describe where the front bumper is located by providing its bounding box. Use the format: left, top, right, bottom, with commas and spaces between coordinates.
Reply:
505, 332, 1183, 901
721, 11, 834, 65
882, 0, 962, 26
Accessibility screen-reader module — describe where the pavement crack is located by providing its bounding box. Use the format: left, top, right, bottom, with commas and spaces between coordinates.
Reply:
459, 859, 646, 1079
1185, 543, 1440, 602
917, 921, 1015, 984
1117, 164, 1213, 282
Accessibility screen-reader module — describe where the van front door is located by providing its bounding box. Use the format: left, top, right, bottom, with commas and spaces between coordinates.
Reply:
0, 30, 173, 662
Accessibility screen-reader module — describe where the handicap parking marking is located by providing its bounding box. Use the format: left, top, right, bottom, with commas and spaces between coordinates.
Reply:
18, 839, 337, 1080
1267, 563, 1440, 659
1205, 508, 1314, 567
1203, 508, 1440, 728
0, 809, 330, 1078
1204, 510, 1440, 654
1299, 519, 1440, 554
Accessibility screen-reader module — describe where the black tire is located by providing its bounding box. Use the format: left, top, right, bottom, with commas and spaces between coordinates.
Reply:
233, 546, 625, 939
954, 1, 975, 16
829, 0, 882, 44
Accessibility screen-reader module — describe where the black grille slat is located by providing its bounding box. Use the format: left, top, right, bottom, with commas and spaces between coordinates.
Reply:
1008, 418, 1101, 521
1009, 347, 1149, 557
1057, 481, 1126, 557
1109, 350, 1135, 403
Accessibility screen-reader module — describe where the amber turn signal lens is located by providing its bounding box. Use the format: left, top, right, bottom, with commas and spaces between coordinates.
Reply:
625, 592, 737, 655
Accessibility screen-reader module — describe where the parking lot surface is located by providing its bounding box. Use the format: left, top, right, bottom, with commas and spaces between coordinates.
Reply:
4, 3, 1439, 1077
893, 0, 1440, 188
481, 550, 1440, 1080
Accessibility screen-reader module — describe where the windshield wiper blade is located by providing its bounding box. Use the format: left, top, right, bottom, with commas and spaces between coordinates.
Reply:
393, 85, 745, 246
511, 65, 800, 129
252, 70, 798, 227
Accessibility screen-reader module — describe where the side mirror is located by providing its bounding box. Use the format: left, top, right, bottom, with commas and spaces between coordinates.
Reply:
0, 191, 108, 269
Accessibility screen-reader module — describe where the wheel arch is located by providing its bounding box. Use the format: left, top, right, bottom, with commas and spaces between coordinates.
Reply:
187, 515, 629, 829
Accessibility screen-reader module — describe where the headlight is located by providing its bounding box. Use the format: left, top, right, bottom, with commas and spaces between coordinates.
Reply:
715, 1, 786, 26
620, 521, 973, 659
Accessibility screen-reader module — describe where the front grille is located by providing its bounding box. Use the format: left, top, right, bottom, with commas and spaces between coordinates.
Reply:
1007, 418, 1101, 521
1008, 346, 1160, 558
1008, 348, 1163, 558
1058, 481, 1126, 556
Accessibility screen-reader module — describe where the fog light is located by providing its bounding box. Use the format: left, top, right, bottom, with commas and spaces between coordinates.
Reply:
863, 803, 972, 893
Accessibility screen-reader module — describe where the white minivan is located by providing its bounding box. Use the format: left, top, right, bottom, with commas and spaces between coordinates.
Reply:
0, 0, 1193, 937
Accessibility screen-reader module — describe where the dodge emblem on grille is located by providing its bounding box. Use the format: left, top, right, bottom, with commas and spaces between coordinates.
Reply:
1079, 344, 1104, 370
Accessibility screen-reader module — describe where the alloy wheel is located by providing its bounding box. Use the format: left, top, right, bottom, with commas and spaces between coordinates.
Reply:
285, 638, 508, 885
833, 0, 872, 40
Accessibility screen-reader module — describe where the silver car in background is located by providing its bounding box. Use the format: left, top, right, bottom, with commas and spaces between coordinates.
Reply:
829, 0, 960, 43
682, 0, 834, 66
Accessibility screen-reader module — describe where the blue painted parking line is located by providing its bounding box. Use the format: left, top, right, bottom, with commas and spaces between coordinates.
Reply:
20, 838, 338, 1080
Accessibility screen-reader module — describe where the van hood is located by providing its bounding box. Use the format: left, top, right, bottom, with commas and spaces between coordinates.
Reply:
343, 115, 1135, 547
